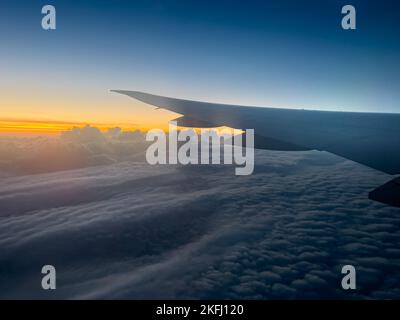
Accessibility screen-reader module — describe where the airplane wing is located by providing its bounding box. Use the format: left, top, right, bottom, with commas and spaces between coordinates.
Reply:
111, 90, 400, 207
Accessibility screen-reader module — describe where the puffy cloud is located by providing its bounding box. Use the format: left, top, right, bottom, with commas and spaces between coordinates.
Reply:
61, 125, 106, 143
0, 127, 148, 176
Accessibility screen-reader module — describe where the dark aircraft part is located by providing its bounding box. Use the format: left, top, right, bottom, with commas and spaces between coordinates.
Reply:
234, 132, 311, 151
222, 133, 311, 151
252, 134, 312, 151
172, 116, 216, 128
369, 177, 400, 207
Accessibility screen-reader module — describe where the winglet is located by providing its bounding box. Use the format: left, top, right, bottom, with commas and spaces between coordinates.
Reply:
369, 177, 400, 207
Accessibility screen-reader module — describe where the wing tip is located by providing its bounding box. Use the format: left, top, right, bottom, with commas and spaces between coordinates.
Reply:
109, 89, 140, 95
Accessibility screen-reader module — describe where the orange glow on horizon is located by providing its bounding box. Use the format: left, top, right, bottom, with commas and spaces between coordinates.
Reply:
0, 118, 173, 136
0, 88, 181, 135
0, 118, 239, 137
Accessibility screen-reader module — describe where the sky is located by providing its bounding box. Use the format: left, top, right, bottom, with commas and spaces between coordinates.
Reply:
1, 0, 399, 134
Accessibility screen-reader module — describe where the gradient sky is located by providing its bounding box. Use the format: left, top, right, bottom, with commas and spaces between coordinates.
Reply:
1, 0, 399, 133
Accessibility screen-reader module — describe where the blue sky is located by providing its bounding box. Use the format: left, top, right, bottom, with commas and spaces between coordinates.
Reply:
1, 0, 400, 119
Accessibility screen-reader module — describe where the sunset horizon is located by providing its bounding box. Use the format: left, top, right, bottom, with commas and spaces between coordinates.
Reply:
0, 117, 154, 135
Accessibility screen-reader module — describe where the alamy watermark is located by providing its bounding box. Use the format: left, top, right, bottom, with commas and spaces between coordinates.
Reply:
341, 5, 356, 30
41, 5, 56, 30
41, 265, 56, 290
40, 4, 356, 32
145, 122, 255, 176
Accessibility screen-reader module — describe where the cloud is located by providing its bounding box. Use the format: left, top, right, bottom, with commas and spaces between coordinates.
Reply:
0, 126, 149, 176
0, 140, 399, 299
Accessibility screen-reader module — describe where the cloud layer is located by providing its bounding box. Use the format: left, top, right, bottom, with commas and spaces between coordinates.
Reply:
0, 132, 399, 299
